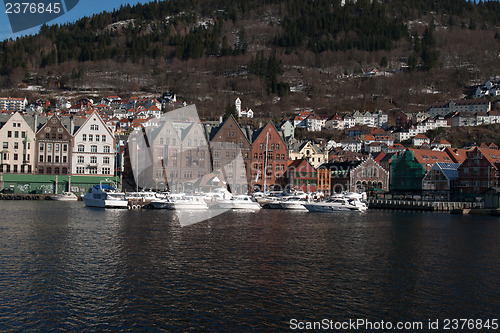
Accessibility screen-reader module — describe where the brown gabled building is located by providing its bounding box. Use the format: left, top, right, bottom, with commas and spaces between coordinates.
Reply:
209, 115, 252, 193
35, 115, 73, 175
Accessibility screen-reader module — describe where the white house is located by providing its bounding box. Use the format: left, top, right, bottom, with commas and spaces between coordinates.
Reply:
0, 112, 36, 173
412, 134, 430, 147
71, 111, 116, 176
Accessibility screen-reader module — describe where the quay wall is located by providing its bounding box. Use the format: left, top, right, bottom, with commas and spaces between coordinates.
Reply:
0, 174, 120, 196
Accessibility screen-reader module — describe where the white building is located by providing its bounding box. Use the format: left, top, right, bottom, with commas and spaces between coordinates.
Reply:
71, 111, 116, 175
0, 112, 36, 173
427, 99, 491, 117
0, 97, 28, 112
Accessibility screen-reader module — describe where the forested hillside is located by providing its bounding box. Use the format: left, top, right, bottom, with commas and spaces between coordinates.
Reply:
1, 0, 500, 117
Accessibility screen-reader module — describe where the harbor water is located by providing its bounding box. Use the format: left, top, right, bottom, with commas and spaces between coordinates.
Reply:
1, 201, 499, 331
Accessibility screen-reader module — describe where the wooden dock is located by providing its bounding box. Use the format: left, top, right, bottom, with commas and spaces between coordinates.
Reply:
368, 199, 475, 212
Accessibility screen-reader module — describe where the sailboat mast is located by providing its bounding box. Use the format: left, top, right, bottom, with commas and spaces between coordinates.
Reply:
263, 131, 269, 192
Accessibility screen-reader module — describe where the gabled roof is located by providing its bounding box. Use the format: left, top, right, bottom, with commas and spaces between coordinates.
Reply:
428, 162, 460, 181
409, 148, 455, 165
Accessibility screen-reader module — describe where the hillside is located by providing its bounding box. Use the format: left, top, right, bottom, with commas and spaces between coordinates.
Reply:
1, 0, 500, 118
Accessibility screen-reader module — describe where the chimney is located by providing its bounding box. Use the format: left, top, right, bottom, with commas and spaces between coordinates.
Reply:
219, 115, 223, 124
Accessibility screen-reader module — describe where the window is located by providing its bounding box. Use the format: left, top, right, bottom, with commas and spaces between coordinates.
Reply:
46, 167, 51, 174
62, 156, 67, 163
13, 154, 18, 161
63, 144, 67, 152
62, 167, 67, 174
76, 166, 85, 174
39, 167, 44, 174
55, 144, 60, 152
89, 134, 93, 142
78, 156, 84, 163
82, 134, 87, 141
90, 156, 97, 164
95, 135, 100, 142
47, 144, 52, 152
78, 145, 84, 152
55, 156, 59, 163
103, 146, 110, 153
260, 143, 264, 150
58, 134, 62, 140
7, 131, 11, 138
47, 155, 51, 163
2, 142, 7, 149
102, 167, 111, 175
91, 146, 97, 153
39, 155, 43, 162
45, 133, 50, 139
103, 157, 110, 164
54, 167, 60, 174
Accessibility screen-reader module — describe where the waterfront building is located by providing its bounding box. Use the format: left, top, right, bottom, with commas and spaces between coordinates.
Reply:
422, 162, 460, 201
281, 158, 317, 193
0, 112, 36, 173
71, 111, 116, 176
456, 146, 500, 194
209, 115, 252, 193
349, 155, 390, 193
250, 121, 289, 191
35, 115, 73, 175
317, 161, 361, 194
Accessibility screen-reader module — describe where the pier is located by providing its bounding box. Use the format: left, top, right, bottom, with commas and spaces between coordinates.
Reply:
368, 199, 475, 212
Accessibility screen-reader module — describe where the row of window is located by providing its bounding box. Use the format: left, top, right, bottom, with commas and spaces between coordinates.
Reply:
82, 134, 106, 142
1, 153, 30, 162
38, 167, 69, 175
0, 164, 32, 173
77, 145, 111, 153
7, 130, 27, 138
39, 143, 68, 153
3, 141, 31, 150
75, 166, 111, 174
44, 133, 66, 140
76, 156, 111, 164
259, 142, 280, 150
39, 155, 67, 163
253, 153, 286, 160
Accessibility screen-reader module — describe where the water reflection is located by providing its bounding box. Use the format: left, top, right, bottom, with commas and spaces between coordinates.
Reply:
0, 203, 500, 331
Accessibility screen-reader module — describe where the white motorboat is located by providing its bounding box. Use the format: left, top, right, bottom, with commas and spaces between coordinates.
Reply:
83, 183, 128, 208
279, 196, 310, 210
151, 194, 208, 210
218, 195, 261, 210
49, 191, 79, 201
303, 193, 368, 212
202, 188, 232, 203
125, 191, 159, 201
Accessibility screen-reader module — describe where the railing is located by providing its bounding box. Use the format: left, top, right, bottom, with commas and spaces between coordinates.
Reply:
367, 199, 476, 211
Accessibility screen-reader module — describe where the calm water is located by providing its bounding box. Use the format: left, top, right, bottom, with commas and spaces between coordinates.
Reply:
0, 201, 499, 331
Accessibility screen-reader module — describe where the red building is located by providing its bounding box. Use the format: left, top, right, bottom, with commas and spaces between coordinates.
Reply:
250, 121, 288, 191
457, 146, 500, 194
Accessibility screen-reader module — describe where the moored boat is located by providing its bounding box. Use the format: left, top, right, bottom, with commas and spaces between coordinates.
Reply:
151, 193, 208, 210
217, 195, 261, 210
303, 193, 368, 212
49, 191, 79, 201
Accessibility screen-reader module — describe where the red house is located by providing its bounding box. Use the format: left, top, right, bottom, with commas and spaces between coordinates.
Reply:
457, 146, 500, 194
251, 121, 289, 191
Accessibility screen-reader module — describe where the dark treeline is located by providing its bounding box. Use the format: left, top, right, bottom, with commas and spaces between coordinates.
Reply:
1, 0, 500, 81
